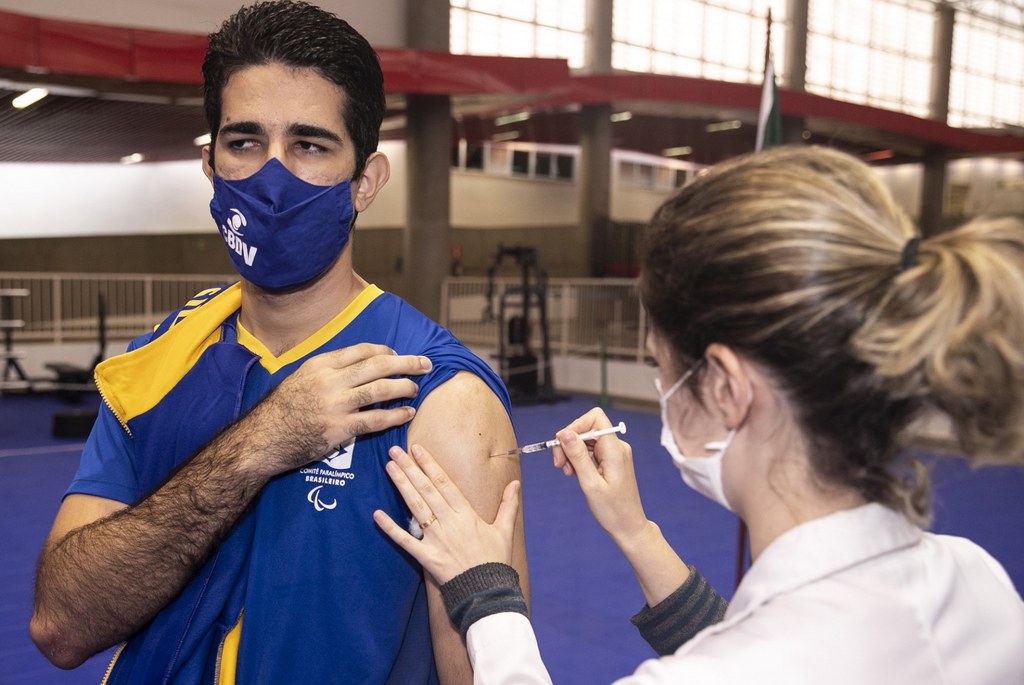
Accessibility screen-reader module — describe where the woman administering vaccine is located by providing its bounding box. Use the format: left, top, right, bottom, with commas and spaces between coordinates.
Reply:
374, 146, 1024, 684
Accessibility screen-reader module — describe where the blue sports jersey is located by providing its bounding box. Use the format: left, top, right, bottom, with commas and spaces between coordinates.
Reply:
67, 283, 510, 684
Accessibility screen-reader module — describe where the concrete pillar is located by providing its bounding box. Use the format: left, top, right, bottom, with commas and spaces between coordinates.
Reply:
579, 103, 613, 276
920, 150, 948, 236
406, 0, 449, 51
404, 94, 451, 319
585, 0, 613, 73
782, 0, 809, 144
929, 3, 954, 122
578, 0, 614, 276
785, 0, 809, 92
403, 0, 451, 320
920, 3, 955, 235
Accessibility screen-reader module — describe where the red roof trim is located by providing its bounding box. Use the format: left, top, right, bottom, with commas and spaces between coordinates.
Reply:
0, 10, 571, 91
0, 8, 1021, 154
561, 73, 1024, 154
379, 49, 571, 95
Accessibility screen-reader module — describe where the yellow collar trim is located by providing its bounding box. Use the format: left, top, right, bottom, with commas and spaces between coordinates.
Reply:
94, 284, 242, 428
236, 284, 383, 375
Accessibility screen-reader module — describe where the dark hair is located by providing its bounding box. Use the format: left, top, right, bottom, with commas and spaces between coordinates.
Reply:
640, 145, 1024, 522
202, 0, 385, 177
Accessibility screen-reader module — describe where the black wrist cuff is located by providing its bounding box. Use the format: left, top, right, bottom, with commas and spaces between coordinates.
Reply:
440, 562, 529, 640
630, 565, 729, 655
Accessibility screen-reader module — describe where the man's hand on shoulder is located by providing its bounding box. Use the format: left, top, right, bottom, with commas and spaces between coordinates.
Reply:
240, 343, 432, 479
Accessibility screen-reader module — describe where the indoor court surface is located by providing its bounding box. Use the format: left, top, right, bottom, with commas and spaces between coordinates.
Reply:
2, 391, 1023, 684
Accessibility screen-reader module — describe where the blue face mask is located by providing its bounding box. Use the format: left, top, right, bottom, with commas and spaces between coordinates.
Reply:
210, 158, 354, 291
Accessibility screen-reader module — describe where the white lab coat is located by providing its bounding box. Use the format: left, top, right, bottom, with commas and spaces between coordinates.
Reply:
467, 503, 1024, 685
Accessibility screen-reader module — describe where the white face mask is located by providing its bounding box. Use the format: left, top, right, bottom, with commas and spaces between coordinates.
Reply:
655, 360, 738, 511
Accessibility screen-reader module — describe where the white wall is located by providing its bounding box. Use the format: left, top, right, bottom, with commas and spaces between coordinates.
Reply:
0, 141, 407, 240
0, 0, 406, 46
948, 157, 1024, 216
611, 184, 675, 223
2, 145, 1020, 241
875, 158, 1024, 221
452, 172, 578, 227
0, 161, 212, 239
14, 342, 124, 381
874, 164, 923, 220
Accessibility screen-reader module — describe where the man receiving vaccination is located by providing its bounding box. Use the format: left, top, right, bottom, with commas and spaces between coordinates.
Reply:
29, 2, 527, 683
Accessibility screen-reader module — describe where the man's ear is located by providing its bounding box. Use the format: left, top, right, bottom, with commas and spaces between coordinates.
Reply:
705, 342, 754, 430
201, 145, 215, 184
353, 152, 390, 213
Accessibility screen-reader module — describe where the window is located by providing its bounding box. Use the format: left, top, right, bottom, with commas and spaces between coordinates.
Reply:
465, 143, 484, 170
512, 149, 531, 175
536, 152, 553, 177
555, 154, 574, 180
805, 0, 934, 118
611, 0, 786, 85
452, 141, 578, 181
949, 8, 1024, 129
452, 0, 1024, 129
450, 0, 586, 68
616, 152, 698, 191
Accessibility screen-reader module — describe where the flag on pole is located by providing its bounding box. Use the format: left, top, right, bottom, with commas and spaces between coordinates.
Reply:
755, 10, 783, 152
739, 15, 782, 592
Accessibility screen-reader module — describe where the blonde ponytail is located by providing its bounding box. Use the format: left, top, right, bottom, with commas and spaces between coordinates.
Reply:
854, 216, 1024, 465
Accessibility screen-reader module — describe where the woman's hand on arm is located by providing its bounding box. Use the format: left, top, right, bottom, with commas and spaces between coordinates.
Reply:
373, 443, 521, 585
553, 407, 691, 607
394, 371, 527, 684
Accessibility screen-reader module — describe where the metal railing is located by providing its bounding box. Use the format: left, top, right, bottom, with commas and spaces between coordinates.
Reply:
0, 272, 235, 343
441, 276, 648, 363
0, 272, 650, 362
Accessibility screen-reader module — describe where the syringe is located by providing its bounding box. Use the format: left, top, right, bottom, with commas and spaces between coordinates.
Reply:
490, 421, 626, 458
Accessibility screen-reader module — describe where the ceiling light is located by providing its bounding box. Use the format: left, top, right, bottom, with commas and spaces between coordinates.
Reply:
491, 131, 520, 142
193, 133, 212, 146
494, 111, 530, 127
610, 111, 633, 122
1, 79, 93, 98
705, 120, 741, 133
99, 92, 172, 105
120, 153, 145, 165
12, 88, 48, 109
662, 146, 692, 157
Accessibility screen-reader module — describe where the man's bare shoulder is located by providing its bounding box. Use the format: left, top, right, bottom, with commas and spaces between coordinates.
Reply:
412, 371, 511, 443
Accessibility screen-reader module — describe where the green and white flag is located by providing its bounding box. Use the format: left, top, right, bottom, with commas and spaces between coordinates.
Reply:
756, 58, 782, 151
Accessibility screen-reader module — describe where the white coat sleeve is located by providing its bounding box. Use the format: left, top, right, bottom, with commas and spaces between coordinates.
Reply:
466, 613, 554, 685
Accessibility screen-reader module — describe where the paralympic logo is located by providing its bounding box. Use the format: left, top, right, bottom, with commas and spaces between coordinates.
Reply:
307, 485, 338, 512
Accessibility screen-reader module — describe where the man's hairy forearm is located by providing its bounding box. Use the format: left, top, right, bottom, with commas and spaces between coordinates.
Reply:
32, 344, 419, 669
32, 421, 276, 668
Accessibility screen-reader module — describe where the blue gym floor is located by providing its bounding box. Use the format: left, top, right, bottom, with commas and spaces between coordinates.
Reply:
2, 391, 1023, 684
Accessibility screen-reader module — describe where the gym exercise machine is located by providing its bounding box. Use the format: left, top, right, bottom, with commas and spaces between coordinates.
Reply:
483, 245, 560, 404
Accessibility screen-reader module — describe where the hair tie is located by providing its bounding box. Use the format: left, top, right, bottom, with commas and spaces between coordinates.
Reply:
900, 237, 921, 271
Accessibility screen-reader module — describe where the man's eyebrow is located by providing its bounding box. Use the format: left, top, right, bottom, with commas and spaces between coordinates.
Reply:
218, 121, 265, 136
288, 123, 344, 144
